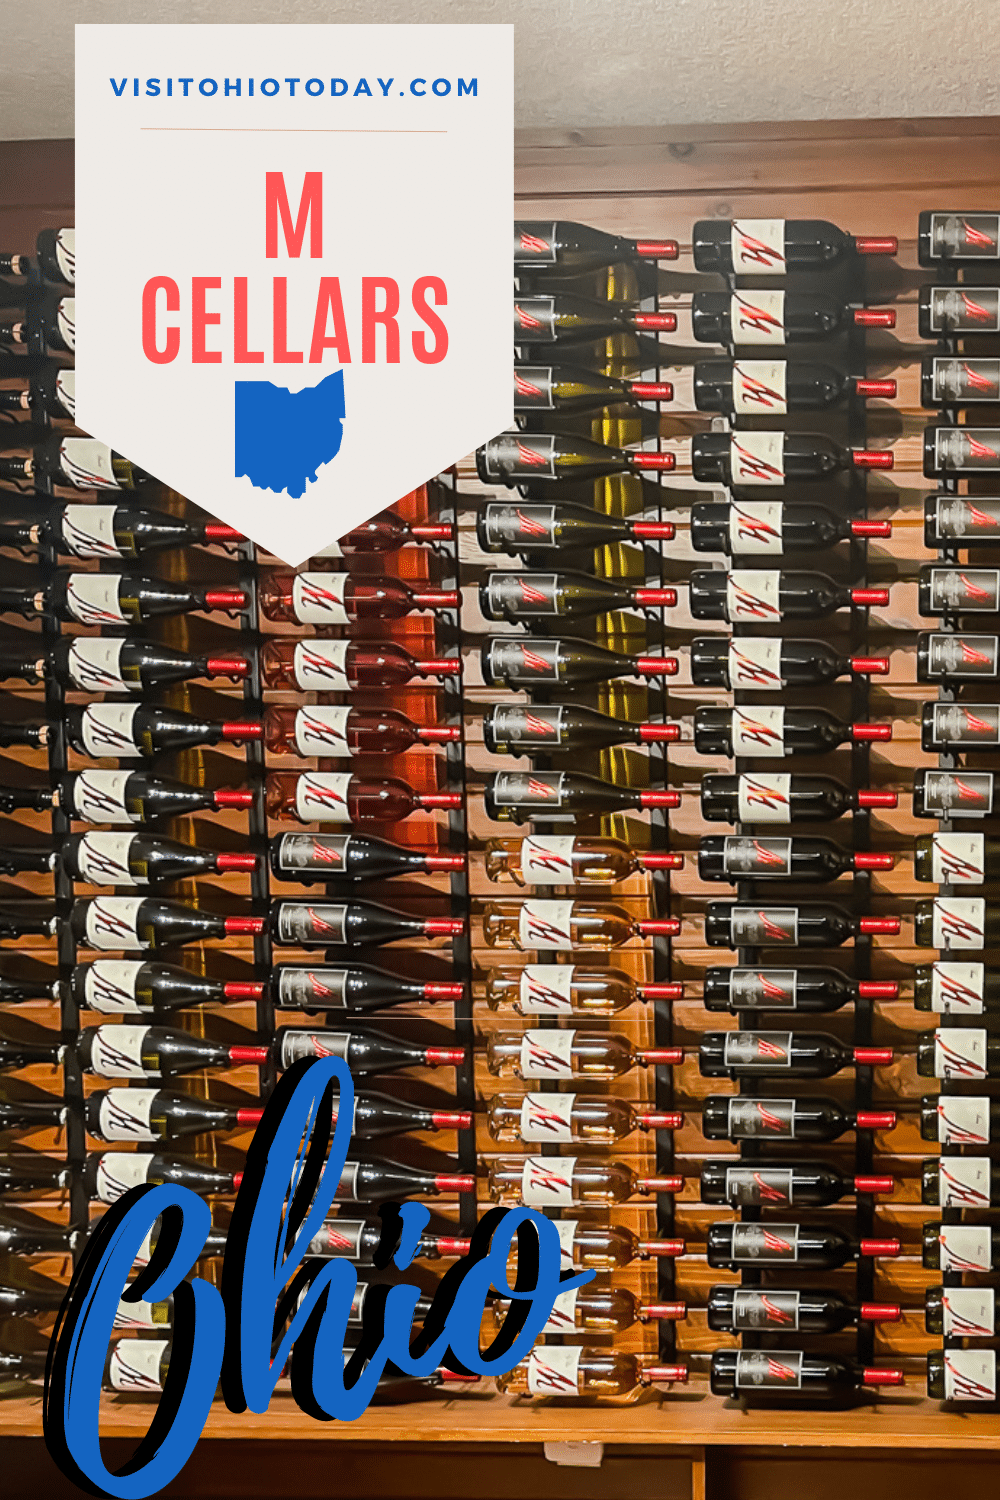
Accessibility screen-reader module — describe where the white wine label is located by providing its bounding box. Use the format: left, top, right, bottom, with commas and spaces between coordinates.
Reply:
727, 1097, 797, 1138
84, 897, 146, 951
728, 501, 784, 552
938, 1225, 993, 1273
722, 836, 793, 876
293, 705, 352, 758
278, 1029, 351, 1067
276, 904, 348, 945
726, 569, 782, 622
526, 1345, 583, 1396
732, 360, 788, 416
928, 567, 1000, 612
56, 298, 77, 354
67, 637, 129, 693
730, 434, 785, 487
55, 228, 76, 282
920, 769, 994, 817
64, 573, 127, 626
555, 1219, 578, 1272
540, 1287, 580, 1333
731, 705, 785, 757
949, 1340, 996, 1406
518, 900, 575, 950
76, 833, 138, 887
335, 1163, 361, 1200
73, 770, 134, 826
107, 1338, 169, 1392
61, 503, 120, 558
294, 772, 352, 823
293, 640, 351, 691
735, 1350, 804, 1390
730, 289, 786, 345
96, 1088, 158, 1141
519, 1028, 576, 1079
724, 1166, 794, 1206
276, 968, 348, 1009
932, 833, 986, 885
519, 1092, 576, 1143
94, 1151, 155, 1202
483, 502, 558, 545
929, 961, 985, 1013
930, 286, 1000, 333
113, 1297, 159, 1330
312, 538, 345, 558
309, 1219, 365, 1258
930, 703, 1000, 745
934, 1027, 988, 1079
88, 1025, 152, 1080
731, 1289, 801, 1330
737, 774, 793, 823
729, 1223, 799, 1261
942, 1289, 996, 1338
521, 836, 576, 884
80, 703, 141, 759
55, 367, 76, 418
291, 572, 351, 625
492, 772, 565, 809
729, 908, 798, 946
931, 897, 987, 949
520, 1155, 577, 1206
59, 436, 117, 490
731, 219, 786, 274
936, 1096, 990, 1146
724, 1031, 793, 1068
727, 636, 784, 690
729, 969, 798, 1009
937, 1157, 991, 1208
83, 960, 143, 1014
518, 965, 575, 1015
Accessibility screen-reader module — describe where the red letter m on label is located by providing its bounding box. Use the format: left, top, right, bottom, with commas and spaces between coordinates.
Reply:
265, 172, 323, 258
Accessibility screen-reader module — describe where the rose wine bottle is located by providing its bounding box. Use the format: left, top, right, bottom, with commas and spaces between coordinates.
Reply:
486, 1157, 683, 1207
261, 639, 460, 692
482, 964, 681, 1016
477, 432, 675, 486
693, 358, 896, 415
689, 569, 888, 623
269, 899, 463, 949
692, 219, 896, 276
0, 571, 246, 626
697, 835, 893, 884
698, 1030, 893, 1078
480, 569, 676, 622
687, 432, 892, 487
702, 966, 896, 1014
477, 499, 675, 553
505, 1219, 685, 1273
0, 504, 242, 560
268, 833, 463, 884
264, 772, 461, 825
481, 899, 679, 951
496, 1347, 686, 1400
707, 1287, 900, 1334
484, 1028, 681, 1080
484, 770, 680, 824
71, 958, 262, 1016
691, 291, 895, 346
702, 1095, 895, 1141
691, 636, 888, 691
311, 509, 453, 557
513, 291, 677, 348
707, 1221, 900, 1269
270, 961, 464, 1013
483, 835, 681, 886
694, 707, 892, 758
710, 1350, 902, 1400
76, 1023, 268, 1080
262, 706, 459, 760
0, 638, 250, 694
482, 703, 678, 755
700, 1160, 894, 1208
485, 1092, 680, 1145
274, 1025, 465, 1076
513, 221, 679, 272
512, 363, 674, 415
700, 774, 897, 823
482, 636, 677, 689
487, 1286, 685, 1337
258, 572, 458, 625
690, 501, 891, 555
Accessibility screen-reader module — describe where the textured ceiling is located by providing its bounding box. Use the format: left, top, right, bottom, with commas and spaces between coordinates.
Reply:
2, 0, 999, 140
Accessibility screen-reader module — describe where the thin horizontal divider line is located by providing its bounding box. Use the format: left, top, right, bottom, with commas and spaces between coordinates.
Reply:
515, 181, 993, 200
140, 126, 447, 133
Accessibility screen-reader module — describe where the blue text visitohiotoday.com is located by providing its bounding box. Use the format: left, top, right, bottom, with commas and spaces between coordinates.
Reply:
108, 76, 479, 99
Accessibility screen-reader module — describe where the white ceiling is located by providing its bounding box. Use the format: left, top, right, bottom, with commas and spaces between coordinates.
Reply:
2, 0, 999, 140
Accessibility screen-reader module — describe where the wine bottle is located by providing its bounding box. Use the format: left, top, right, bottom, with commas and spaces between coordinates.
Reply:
710, 1350, 903, 1400
264, 773, 461, 825
920, 1093, 1000, 1145
698, 1030, 892, 1078
269, 899, 463, 949
0, 293, 74, 353
691, 636, 888, 691
707, 1221, 900, 1269
311, 509, 454, 557
0, 570, 246, 626
707, 1287, 900, 1334
0, 1152, 69, 1195
480, 570, 676, 623
925, 497, 1000, 551
84, 1089, 262, 1145
913, 960, 995, 1014
701, 1160, 893, 1208
483, 964, 681, 1016
924, 427, 1000, 478
483, 770, 680, 824
691, 502, 891, 555
919, 284, 1000, 338
0, 227, 74, 284
0, 1207, 80, 1256
513, 292, 677, 347
917, 1027, 998, 1080
927, 1351, 998, 1403
71, 958, 263, 1016
488, 1286, 684, 1337
914, 832, 1000, 885
496, 1347, 686, 1399
689, 569, 888, 623
482, 703, 678, 755
77, 1023, 268, 1079
919, 212, 1000, 267
914, 897, 1000, 950
481, 636, 677, 689
925, 1287, 997, 1338
919, 566, 1000, 616
1, 769, 255, 826
0, 1264, 69, 1316
319, 1087, 471, 1140
271, 962, 463, 1013
33, 703, 261, 762
68, 897, 264, 952
913, 772, 997, 824
275, 1025, 465, 1075
481, 899, 680, 951
921, 358, 1000, 409
262, 706, 459, 760
258, 572, 458, 625
688, 432, 893, 487
698, 836, 893, 884
512, 363, 674, 415
112, 1294, 173, 1331
483, 835, 681, 886
269, 833, 463, 884
477, 432, 674, 486
922, 1158, 999, 1209
693, 219, 897, 276
923, 1222, 1000, 1273
0, 1350, 49, 1384
0, 432, 148, 489
702, 1095, 896, 1141
59, 833, 258, 888
916, 633, 1000, 684
260, 639, 460, 692
83, 1151, 243, 1203
484, 1029, 681, 1080
304, 1216, 469, 1262
476, 499, 675, 553
921, 702, 1000, 751
691, 291, 895, 346
694, 708, 892, 759
700, 774, 897, 823
0, 356, 75, 418
693, 358, 896, 415
506, 1219, 684, 1274
513, 221, 678, 272
0, 505, 243, 560
0, 638, 249, 694
486, 1156, 682, 1207
485, 1092, 680, 1145
335, 1156, 474, 1203
702, 966, 897, 1014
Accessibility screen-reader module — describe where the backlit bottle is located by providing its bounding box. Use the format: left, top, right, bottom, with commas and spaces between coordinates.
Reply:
483, 836, 681, 885
485, 1093, 680, 1145
487, 1287, 684, 1337
481, 899, 679, 951
311, 509, 453, 556
258, 572, 458, 625
264, 772, 461, 825
260, 639, 461, 692
482, 965, 681, 1016
486, 1157, 682, 1208
495, 1347, 686, 1400
484, 1029, 681, 1080
263, 705, 459, 759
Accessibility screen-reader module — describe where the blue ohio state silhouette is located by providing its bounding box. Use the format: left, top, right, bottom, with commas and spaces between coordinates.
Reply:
234, 370, 345, 498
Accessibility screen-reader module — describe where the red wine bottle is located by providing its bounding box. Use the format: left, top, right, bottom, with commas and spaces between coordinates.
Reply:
310, 1086, 469, 1140
912, 769, 996, 820
71, 958, 263, 1015
264, 773, 461, 825
0, 1266, 70, 1316
693, 358, 896, 415
0, 1207, 81, 1255
483, 702, 678, 756
698, 1029, 893, 1077
477, 500, 675, 554
271, 962, 463, 1014
513, 292, 676, 347
275, 1024, 465, 1075
916, 633, 1000, 683
480, 570, 676, 623
0, 1024, 60, 1070
84, 1088, 262, 1144
0, 356, 75, 419
0, 227, 74, 284
710, 1350, 903, 1399
0, 571, 245, 626
514, 221, 678, 272
512, 363, 674, 414
258, 572, 458, 625
0, 432, 148, 488
335, 1155, 474, 1203
269, 899, 464, 949
68, 897, 264, 953
691, 291, 895, 346
702, 1094, 896, 1139
269, 833, 463, 884
691, 502, 891, 555
0, 504, 242, 560
921, 702, 1000, 751
704, 903, 899, 951
924, 495, 1000, 546
77, 1023, 268, 1079
484, 769, 679, 824
311, 509, 453, 557
700, 773, 896, 823
260, 639, 460, 692
919, 284, 1000, 338
689, 432, 892, 487
0, 769, 255, 826
924, 427, 1000, 478
919, 566, 1000, 616
82, 1150, 242, 1203
919, 212, 1000, 267
700, 1161, 893, 1208
707, 1287, 899, 1334
702, 966, 897, 1014
697, 835, 893, 884
482, 636, 677, 689
689, 568, 888, 623
0, 638, 249, 694
707, 1221, 900, 1269
262, 705, 459, 760
60, 833, 258, 888
693, 219, 896, 276
0, 293, 74, 353
305, 1215, 469, 1262
477, 432, 675, 486
694, 707, 892, 758
922, 358, 1000, 409
691, 636, 888, 690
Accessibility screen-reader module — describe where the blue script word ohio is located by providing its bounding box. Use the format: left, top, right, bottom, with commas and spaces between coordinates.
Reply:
234, 370, 346, 498
43, 1057, 590, 1500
